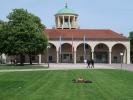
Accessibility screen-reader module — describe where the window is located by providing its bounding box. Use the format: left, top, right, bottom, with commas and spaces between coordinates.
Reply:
80, 56, 84, 62
49, 56, 52, 62
113, 56, 118, 63
114, 56, 117, 59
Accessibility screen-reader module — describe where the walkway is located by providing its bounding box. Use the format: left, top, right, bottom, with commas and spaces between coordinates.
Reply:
0, 63, 132, 72
48, 63, 115, 70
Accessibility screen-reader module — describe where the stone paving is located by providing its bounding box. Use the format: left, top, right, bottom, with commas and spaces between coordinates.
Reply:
49, 63, 133, 71
107, 64, 133, 71
48, 63, 115, 70
0, 63, 132, 72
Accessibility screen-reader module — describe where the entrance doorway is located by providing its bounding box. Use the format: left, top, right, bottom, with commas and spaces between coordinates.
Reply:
61, 53, 72, 63
59, 43, 74, 63
94, 52, 108, 63
94, 43, 109, 63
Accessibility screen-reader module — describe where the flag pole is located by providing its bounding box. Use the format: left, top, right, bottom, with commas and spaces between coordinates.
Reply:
60, 36, 62, 63
83, 35, 86, 62
72, 35, 73, 63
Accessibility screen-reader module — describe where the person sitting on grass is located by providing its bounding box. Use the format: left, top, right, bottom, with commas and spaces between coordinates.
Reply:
72, 77, 92, 83
77, 77, 84, 82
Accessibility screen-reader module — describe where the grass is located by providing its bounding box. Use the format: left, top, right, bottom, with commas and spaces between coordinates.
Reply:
0, 65, 47, 69
0, 69, 133, 100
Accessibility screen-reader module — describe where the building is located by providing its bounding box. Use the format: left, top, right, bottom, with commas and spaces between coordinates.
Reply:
5, 3, 130, 64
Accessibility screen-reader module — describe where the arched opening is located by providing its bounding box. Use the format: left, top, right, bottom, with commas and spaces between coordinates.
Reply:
59, 43, 74, 63
112, 44, 127, 63
94, 43, 109, 63
41, 43, 57, 63
76, 43, 91, 63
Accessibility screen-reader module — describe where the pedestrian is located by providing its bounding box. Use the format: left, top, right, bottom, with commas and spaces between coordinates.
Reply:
11, 59, 13, 65
90, 59, 94, 68
87, 59, 90, 68
14, 59, 17, 65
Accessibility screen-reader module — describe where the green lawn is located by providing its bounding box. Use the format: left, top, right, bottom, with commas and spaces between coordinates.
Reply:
0, 69, 133, 100
0, 65, 47, 69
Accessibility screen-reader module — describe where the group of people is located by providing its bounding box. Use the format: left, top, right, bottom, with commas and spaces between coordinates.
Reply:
86, 59, 94, 68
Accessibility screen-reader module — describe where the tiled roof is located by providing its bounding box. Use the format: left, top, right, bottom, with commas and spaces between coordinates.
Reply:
45, 29, 129, 41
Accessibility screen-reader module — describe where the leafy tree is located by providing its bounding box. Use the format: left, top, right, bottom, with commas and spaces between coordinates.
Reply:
0, 20, 4, 63
0, 20, 6, 59
129, 31, 133, 63
2, 9, 48, 65
0, 20, 3, 54
0, 20, 8, 64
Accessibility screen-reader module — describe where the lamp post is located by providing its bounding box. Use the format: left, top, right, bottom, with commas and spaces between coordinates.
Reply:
120, 52, 123, 69
47, 45, 50, 68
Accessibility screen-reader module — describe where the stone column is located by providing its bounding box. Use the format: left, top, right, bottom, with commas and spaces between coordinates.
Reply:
123, 49, 127, 64
56, 51, 59, 63
62, 16, 64, 29
38, 54, 41, 64
109, 51, 112, 64
91, 51, 94, 60
74, 51, 76, 64
68, 16, 71, 29
55, 16, 57, 28
127, 47, 130, 64
75, 16, 78, 28
57, 16, 60, 28
73, 16, 76, 28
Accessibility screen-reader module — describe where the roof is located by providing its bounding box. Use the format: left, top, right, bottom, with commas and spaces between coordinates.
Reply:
45, 29, 129, 41
56, 7, 77, 15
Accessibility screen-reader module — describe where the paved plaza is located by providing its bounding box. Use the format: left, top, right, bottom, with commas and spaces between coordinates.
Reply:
0, 63, 132, 72
48, 63, 133, 71
48, 63, 115, 70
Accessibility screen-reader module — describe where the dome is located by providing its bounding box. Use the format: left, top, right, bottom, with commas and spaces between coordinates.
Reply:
57, 7, 77, 15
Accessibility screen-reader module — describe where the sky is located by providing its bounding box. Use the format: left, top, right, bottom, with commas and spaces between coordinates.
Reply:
0, 0, 133, 36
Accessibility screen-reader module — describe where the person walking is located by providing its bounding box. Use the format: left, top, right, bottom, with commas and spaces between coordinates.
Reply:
87, 59, 90, 68
90, 59, 94, 68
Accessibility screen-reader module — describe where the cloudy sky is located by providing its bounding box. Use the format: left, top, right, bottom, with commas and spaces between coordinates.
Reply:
0, 0, 133, 36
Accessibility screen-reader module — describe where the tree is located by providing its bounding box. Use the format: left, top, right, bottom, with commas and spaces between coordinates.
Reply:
0, 20, 5, 54
129, 31, 133, 63
2, 9, 48, 65
0, 20, 4, 63
0, 20, 3, 55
